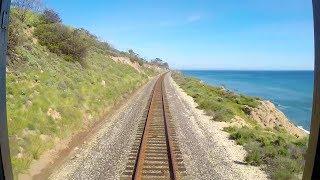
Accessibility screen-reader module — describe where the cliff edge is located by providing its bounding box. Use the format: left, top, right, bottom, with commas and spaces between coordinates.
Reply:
246, 100, 307, 138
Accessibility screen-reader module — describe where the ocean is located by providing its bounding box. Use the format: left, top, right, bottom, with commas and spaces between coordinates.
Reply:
181, 70, 314, 131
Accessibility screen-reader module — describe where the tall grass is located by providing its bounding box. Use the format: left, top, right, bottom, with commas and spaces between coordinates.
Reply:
173, 73, 259, 123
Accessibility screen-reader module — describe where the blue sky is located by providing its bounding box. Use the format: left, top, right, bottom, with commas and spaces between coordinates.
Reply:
44, 0, 314, 70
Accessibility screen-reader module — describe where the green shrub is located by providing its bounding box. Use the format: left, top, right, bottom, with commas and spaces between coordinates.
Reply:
228, 126, 256, 145
11, 0, 43, 24
272, 157, 302, 180
293, 137, 308, 147
34, 23, 88, 63
173, 73, 260, 123
8, 9, 28, 65
234, 95, 260, 108
8, 12, 23, 53
212, 108, 234, 122
41, 9, 61, 24
245, 142, 263, 166
225, 126, 306, 178
264, 145, 278, 158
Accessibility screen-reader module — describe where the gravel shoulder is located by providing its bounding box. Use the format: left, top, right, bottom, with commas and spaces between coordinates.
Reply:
164, 73, 269, 180
48, 77, 157, 180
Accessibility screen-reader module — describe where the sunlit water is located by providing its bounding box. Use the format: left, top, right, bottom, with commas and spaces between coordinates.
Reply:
182, 70, 314, 131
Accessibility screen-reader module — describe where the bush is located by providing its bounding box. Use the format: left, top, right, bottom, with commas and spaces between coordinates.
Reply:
245, 142, 263, 166
225, 126, 307, 178
235, 95, 260, 108
229, 126, 256, 145
7, 10, 28, 65
12, 0, 43, 22
12, 0, 43, 12
34, 23, 88, 63
42, 9, 61, 24
272, 157, 302, 180
8, 13, 23, 53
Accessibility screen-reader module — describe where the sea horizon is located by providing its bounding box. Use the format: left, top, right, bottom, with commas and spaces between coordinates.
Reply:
181, 70, 314, 131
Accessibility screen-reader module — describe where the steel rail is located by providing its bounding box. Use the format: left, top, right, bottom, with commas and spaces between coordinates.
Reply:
161, 75, 178, 180
121, 74, 186, 180
133, 74, 175, 179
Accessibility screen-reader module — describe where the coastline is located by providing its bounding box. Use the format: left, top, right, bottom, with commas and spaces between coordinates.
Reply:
172, 72, 308, 179
181, 71, 309, 137
298, 126, 310, 134
250, 100, 307, 138
181, 70, 313, 132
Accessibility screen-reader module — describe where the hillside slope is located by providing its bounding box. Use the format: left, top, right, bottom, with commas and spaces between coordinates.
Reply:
7, 9, 157, 176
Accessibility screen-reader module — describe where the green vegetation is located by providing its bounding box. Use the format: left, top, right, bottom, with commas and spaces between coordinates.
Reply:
150, 58, 169, 69
41, 9, 62, 23
225, 126, 307, 179
8, 9, 28, 62
172, 73, 259, 123
34, 23, 88, 63
7, 5, 156, 177
173, 73, 308, 179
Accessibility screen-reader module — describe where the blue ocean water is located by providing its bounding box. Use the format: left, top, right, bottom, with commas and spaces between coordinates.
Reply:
182, 70, 314, 131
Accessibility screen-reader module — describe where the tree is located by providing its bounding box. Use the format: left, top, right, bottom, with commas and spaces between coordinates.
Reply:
128, 49, 137, 56
12, 0, 43, 12
34, 23, 88, 63
12, 0, 44, 21
42, 9, 61, 23
151, 58, 169, 69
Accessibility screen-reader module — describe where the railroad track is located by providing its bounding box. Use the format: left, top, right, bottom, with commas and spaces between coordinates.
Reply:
121, 74, 186, 180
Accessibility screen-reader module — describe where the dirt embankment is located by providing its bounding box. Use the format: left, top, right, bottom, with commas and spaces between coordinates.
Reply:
111, 56, 142, 73
243, 100, 308, 138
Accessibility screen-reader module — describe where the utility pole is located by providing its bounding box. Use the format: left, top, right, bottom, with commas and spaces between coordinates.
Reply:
303, 0, 320, 179
0, 0, 12, 179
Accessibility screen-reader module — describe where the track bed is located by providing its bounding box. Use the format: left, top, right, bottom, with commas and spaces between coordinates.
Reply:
121, 74, 186, 180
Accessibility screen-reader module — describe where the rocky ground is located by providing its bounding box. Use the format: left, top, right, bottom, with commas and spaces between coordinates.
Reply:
48, 73, 268, 180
